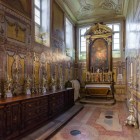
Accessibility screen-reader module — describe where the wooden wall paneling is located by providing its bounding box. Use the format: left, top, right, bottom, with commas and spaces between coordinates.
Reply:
20, 97, 48, 133
38, 96, 49, 121
48, 91, 65, 118
68, 89, 74, 107
0, 106, 4, 140
0, 89, 74, 139
4, 103, 20, 140
64, 89, 74, 110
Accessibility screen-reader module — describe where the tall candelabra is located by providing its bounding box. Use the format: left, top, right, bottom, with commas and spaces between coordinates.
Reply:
124, 77, 138, 128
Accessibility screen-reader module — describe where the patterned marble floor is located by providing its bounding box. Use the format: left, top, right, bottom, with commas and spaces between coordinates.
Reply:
51, 102, 140, 140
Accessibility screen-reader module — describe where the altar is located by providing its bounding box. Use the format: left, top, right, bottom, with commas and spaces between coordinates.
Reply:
85, 83, 114, 99
83, 23, 115, 102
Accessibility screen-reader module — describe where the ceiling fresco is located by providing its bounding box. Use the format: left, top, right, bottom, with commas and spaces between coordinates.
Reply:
57, 0, 128, 24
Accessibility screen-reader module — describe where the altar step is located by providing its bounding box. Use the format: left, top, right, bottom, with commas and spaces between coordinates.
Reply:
80, 97, 116, 105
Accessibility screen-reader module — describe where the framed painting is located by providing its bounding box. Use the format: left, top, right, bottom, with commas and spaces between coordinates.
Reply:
85, 23, 113, 73
52, 0, 64, 50
90, 38, 109, 72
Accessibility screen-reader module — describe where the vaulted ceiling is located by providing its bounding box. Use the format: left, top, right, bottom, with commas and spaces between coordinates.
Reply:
57, 0, 129, 25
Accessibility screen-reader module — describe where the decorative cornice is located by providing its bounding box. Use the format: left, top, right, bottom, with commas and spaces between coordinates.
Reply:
55, 0, 77, 25
76, 15, 125, 25
0, 2, 31, 24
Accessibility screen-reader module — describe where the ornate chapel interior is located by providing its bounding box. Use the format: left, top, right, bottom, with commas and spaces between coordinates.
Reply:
0, 0, 140, 140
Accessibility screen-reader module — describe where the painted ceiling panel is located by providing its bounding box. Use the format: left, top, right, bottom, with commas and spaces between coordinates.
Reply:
62, 0, 125, 22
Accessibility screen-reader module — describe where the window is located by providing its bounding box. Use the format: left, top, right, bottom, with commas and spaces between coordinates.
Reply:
79, 27, 90, 60
34, 0, 50, 46
65, 18, 73, 57
35, 0, 41, 25
106, 23, 121, 58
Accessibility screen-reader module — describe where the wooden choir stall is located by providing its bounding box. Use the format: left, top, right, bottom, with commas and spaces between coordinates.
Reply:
84, 23, 115, 102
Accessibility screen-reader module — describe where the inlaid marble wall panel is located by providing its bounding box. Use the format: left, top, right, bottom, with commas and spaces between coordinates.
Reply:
7, 55, 14, 79
0, 51, 6, 81
0, 1, 75, 96
34, 60, 40, 86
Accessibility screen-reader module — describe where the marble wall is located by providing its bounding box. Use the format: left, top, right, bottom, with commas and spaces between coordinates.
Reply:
0, 0, 75, 96
125, 0, 140, 126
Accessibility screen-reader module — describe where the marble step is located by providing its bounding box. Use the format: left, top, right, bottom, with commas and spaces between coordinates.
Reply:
80, 98, 116, 105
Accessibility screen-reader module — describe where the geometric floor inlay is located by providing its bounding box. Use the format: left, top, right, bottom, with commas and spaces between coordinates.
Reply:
96, 110, 122, 132
51, 103, 140, 140
51, 123, 99, 140
105, 115, 113, 119
70, 130, 81, 136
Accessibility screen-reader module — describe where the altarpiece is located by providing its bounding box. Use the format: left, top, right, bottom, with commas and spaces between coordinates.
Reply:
84, 23, 114, 99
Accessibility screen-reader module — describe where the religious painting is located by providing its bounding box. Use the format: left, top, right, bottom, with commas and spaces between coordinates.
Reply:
91, 38, 108, 72
52, 0, 64, 50
85, 23, 113, 73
